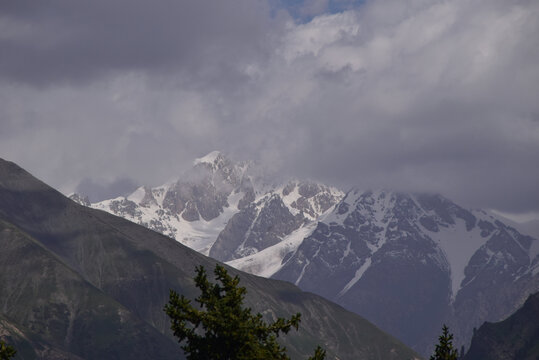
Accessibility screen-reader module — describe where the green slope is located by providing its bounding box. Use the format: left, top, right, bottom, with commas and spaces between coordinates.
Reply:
0, 158, 421, 360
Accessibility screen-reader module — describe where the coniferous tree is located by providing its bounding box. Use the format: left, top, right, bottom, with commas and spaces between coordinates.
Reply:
0, 340, 16, 360
164, 264, 325, 360
430, 324, 458, 360
308, 345, 326, 360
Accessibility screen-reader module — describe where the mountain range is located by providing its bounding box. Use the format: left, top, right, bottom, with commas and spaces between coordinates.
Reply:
0, 157, 420, 359
74, 151, 539, 356
272, 189, 539, 354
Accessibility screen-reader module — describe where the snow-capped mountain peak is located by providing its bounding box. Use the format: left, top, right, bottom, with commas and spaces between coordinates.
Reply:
272, 190, 539, 354
72, 153, 539, 358
87, 152, 255, 254
194, 150, 221, 164
84, 154, 345, 260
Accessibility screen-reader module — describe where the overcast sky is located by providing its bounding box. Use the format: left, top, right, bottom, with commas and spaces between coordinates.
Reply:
1, 0, 538, 216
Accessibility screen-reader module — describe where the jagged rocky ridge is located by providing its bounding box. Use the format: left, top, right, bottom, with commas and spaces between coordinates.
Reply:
72, 153, 539, 357
0, 157, 421, 360
272, 190, 539, 355
463, 291, 539, 360
79, 151, 343, 258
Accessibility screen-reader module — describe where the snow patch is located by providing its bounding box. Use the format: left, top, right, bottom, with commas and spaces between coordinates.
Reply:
92, 188, 242, 255
337, 258, 372, 297
340, 241, 351, 263
321, 189, 364, 225
425, 217, 486, 300
295, 244, 321, 285
193, 151, 221, 166
127, 186, 146, 204
226, 221, 318, 277
177, 191, 242, 254
280, 182, 301, 216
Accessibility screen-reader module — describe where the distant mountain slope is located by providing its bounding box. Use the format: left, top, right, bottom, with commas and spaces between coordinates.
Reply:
86, 151, 253, 254
0, 158, 420, 360
84, 152, 343, 257
210, 181, 342, 263
463, 292, 539, 360
272, 190, 539, 355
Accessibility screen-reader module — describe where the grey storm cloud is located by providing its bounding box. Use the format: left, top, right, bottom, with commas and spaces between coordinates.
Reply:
0, 0, 276, 86
0, 0, 538, 215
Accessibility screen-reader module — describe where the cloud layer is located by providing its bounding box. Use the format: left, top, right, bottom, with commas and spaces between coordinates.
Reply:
1, 0, 538, 213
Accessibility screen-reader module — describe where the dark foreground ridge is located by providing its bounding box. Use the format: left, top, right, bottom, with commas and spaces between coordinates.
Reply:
463, 291, 539, 360
0, 158, 421, 360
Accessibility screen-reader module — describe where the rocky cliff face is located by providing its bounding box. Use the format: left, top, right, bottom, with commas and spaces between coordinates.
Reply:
272, 190, 539, 355
210, 181, 343, 262
82, 153, 343, 259
463, 291, 539, 360
80, 151, 254, 254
